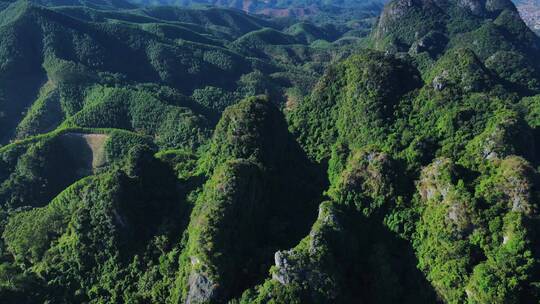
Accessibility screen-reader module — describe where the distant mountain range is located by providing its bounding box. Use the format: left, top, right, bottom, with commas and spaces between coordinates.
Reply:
126, 0, 384, 13
125, 0, 540, 35
121, 0, 386, 25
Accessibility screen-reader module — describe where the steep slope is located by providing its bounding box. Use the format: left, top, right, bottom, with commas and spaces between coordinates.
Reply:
278, 0, 540, 301
0, 128, 152, 209
2, 145, 185, 303
0, 97, 324, 303
372, 0, 540, 83
0, 1, 357, 147
175, 97, 323, 303
4, 0, 540, 302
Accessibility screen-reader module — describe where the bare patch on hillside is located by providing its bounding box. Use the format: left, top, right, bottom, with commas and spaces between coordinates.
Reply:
59, 133, 108, 175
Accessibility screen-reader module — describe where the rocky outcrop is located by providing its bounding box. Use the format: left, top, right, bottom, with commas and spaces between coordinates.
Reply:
458, 0, 486, 15
457, 0, 515, 16
409, 31, 448, 57
486, 0, 516, 13
418, 158, 475, 233
373, 0, 517, 52
186, 271, 219, 304
464, 110, 534, 164
373, 0, 444, 49
269, 202, 345, 301
329, 149, 396, 215
427, 48, 494, 93
432, 70, 449, 91
418, 158, 454, 201
496, 157, 538, 215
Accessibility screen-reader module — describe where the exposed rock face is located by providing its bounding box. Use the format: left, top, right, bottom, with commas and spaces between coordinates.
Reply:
458, 0, 487, 15
456, 0, 515, 16
464, 111, 535, 165
418, 157, 454, 201
497, 157, 538, 215
432, 70, 449, 91
374, 0, 443, 44
272, 247, 338, 299
384, 0, 423, 20
373, 0, 517, 51
409, 31, 448, 56
508, 175, 533, 213
186, 271, 218, 304
309, 203, 344, 252
428, 48, 495, 93
481, 121, 518, 160
418, 158, 475, 234
330, 149, 395, 215
273, 250, 300, 285
270, 202, 342, 301
273, 204, 343, 287
485, 0, 517, 13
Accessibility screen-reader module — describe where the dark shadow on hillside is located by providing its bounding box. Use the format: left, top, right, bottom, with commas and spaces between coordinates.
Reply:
355, 214, 440, 303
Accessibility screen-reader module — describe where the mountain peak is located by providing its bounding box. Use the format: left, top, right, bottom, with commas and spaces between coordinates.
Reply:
373, 0, 522, 53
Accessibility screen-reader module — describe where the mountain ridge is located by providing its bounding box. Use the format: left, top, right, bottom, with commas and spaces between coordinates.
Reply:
2, 0, 540, 302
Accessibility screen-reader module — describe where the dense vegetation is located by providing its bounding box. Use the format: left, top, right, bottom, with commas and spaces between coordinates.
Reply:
126, 0, 384, 28
2, 0, 540, 303
0, 0, 371, 146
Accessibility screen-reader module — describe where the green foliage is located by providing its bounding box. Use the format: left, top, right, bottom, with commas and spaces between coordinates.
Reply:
191, 86, 237, 112
289, 49, 422, 160
103, 129, 154, 163
282, 3, 540, 298
0, 134, 87, 209
15, 81, 64, 139
175, 159, 267, 303
175, 96, 323, 303
372, 0, 446, 51
155, 149, 198, 180
65, 85, 211, 151
327, 146, 397, 216
2, 0, 540, 303
0, 0, 361, 151
485, 51, 540, 92
240, 201, 437, 303
3, 146, 185, 303
200, 96, 297, 173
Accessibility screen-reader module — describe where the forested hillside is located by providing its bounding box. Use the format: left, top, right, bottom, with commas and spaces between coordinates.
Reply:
0, 0, 372, 146
2, 0, 540, 303
125, 0, 384, 25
